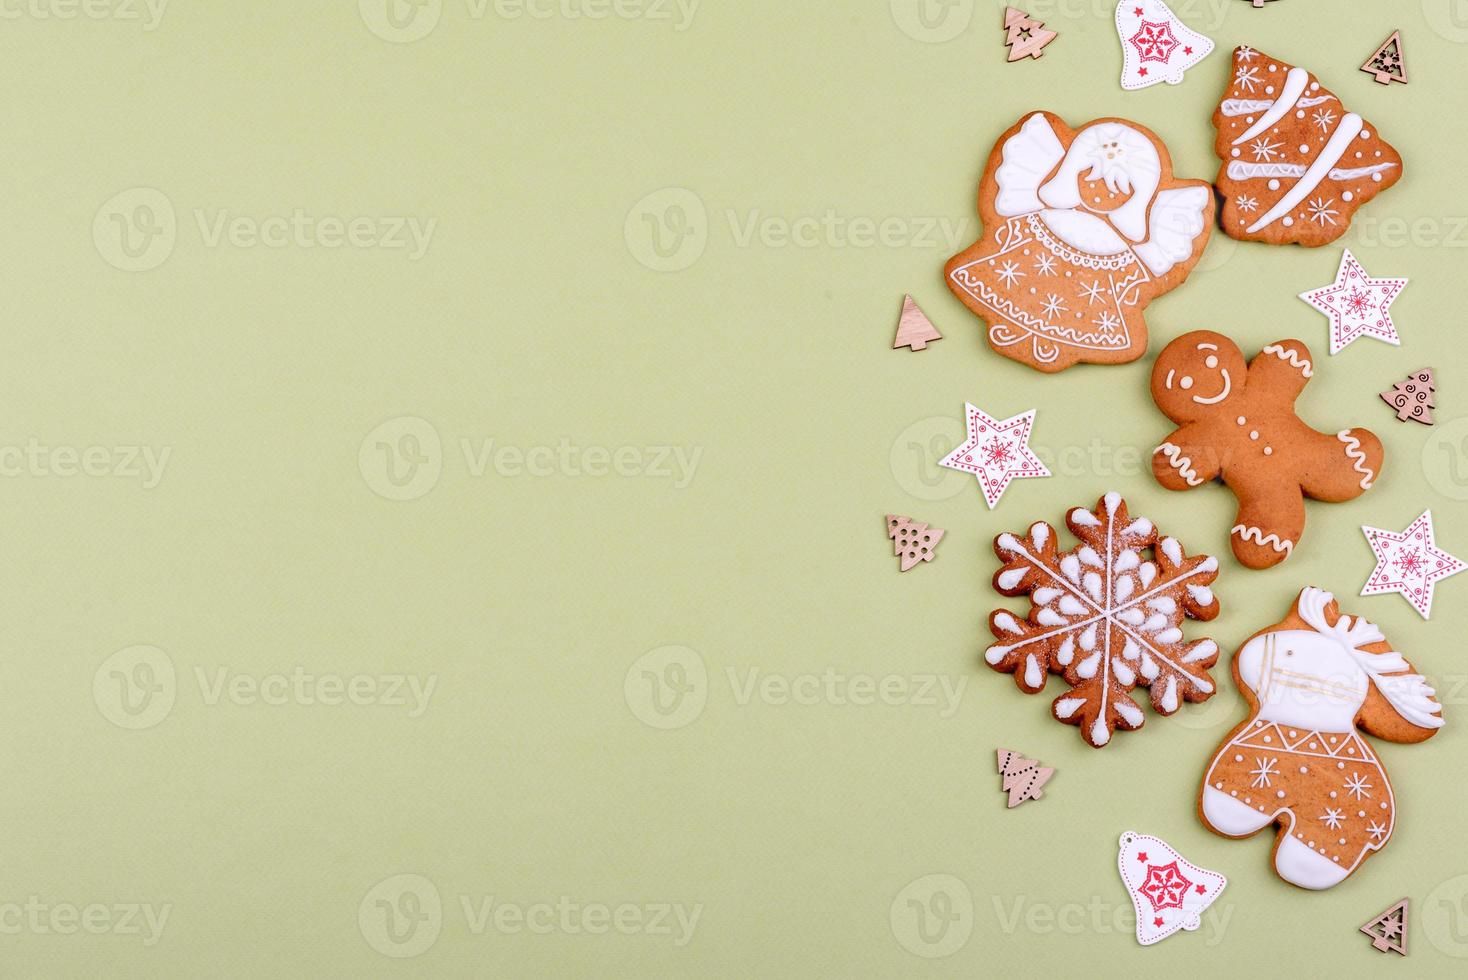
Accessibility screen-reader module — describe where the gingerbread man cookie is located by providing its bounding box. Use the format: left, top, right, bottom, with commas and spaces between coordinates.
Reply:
1199, 587, 1442, 890
1149, 331, 1383, 569
946, 111, 1213, 372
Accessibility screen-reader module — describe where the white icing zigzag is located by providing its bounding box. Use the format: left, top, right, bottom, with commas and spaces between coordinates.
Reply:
1231, 524, 1294, 555
1338, 430, 1376, 489
1262, 343, 1313, 377
1156, 443, 1204, 487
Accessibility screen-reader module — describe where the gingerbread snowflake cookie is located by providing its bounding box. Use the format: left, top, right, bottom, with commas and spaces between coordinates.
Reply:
1199, 587, 1442, 890
985, 492, 1221, 748
1150, 331, 1384, 570
1214, 45, 1402, 245
946, 111, 1212, 372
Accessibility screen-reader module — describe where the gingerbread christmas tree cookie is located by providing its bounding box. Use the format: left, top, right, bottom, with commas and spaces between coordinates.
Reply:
1213, 45, 1402, 246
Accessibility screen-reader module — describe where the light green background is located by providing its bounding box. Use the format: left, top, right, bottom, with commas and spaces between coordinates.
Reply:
3, 0, 1467, 975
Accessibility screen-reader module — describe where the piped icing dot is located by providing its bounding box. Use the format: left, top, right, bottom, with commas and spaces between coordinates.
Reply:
1264, 447, 1273, 456
1266, 85, 1275, 95
1342, 191, 1354, 202
1299, 144, 1309, 154
1309, 81, 1319, 91
1250, 431, 1259, 441
1295, 110, 1304, 119
1362, 130, 1371, 139
1268, 179, 1281, 191
1372, 173, 1383, 182
1282, 216, 1294, 227
1231, 148, 1240, 157
1234, 754, 1243, 762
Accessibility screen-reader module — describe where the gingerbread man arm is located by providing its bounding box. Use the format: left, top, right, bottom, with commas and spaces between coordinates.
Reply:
1152, 424, 1223, 491
1245, 339, 1315, 404
1299, 426, 1384, 502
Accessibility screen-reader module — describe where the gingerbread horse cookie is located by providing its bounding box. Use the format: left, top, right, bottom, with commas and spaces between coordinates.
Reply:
1150, 331, 1383, 569
1199, 587, 1442, 890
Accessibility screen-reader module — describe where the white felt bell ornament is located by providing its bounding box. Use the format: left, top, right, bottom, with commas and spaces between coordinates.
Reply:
1115, 0, 1214, 90
1116, 832, 1227, 946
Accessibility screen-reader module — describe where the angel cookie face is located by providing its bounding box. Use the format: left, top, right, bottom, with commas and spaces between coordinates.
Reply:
1214, 45, 1403, 246
946, 112, 1213, 373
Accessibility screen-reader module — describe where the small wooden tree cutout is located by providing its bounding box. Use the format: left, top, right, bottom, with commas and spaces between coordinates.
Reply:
887, 515, 944, 572
1003, 7, 1057, 63
1361, 30, 1408, 86
996, 748, 1053, 807
1360, 898, 1409, 955
1380, 368, 1435, 424
892, 295, 942, 351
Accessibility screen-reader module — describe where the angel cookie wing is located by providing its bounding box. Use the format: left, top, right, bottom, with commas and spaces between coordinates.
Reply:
992, 113, 1065, 218
1134, 186, 1211, 277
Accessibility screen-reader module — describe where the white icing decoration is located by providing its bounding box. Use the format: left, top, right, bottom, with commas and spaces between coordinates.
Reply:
1115, 699, 1142, 727
1337, 431, 1375, 489
1070, 508, 1100, 527
994, 612, 1023, 634
997, 567, 1026, 590
1248, 113, 1364, 233
1084, 571, 1103, 601
1232, 67, 1309, 145
1059, 595, 1087, 616
1159, 676, 1179, 713
1039, 122, 1160, 242
1030, 522, 1050, 549
1160, 537, 1183, 565
995, 113, 1067, 217
1231, 525, 1293, 555
1090, 717, 1110, 746
1183, 639, 1217, 663
1034, 586, 1061, 604
1261, 343, 1313, 376
1024, 653, 1044, 689
1054, 697, 1085, 718
1156, 443, 1203, 486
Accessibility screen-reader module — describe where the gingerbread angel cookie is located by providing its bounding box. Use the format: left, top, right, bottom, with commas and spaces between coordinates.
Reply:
1199, 587, 1442, 890
947, 112, 1213, 372
1150, 331, 1383, 569
1214, 45, 1402, 246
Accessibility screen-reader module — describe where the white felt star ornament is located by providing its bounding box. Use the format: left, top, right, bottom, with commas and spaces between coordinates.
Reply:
938, 404, 1049, 509
1360, 510, 1465, 620
1299, 249, 1408, 355
1115, 0, 1214, 90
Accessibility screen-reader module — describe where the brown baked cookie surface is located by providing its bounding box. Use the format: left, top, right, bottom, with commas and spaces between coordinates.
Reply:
1214, 45, 1402, 246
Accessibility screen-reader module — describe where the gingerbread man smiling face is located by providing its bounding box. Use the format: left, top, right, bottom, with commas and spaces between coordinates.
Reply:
1150, 330, 1384, 569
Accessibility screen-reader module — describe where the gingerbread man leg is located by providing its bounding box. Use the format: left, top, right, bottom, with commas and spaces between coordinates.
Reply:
1300, 427, 1384, 502
1230, 491, 1304, 569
